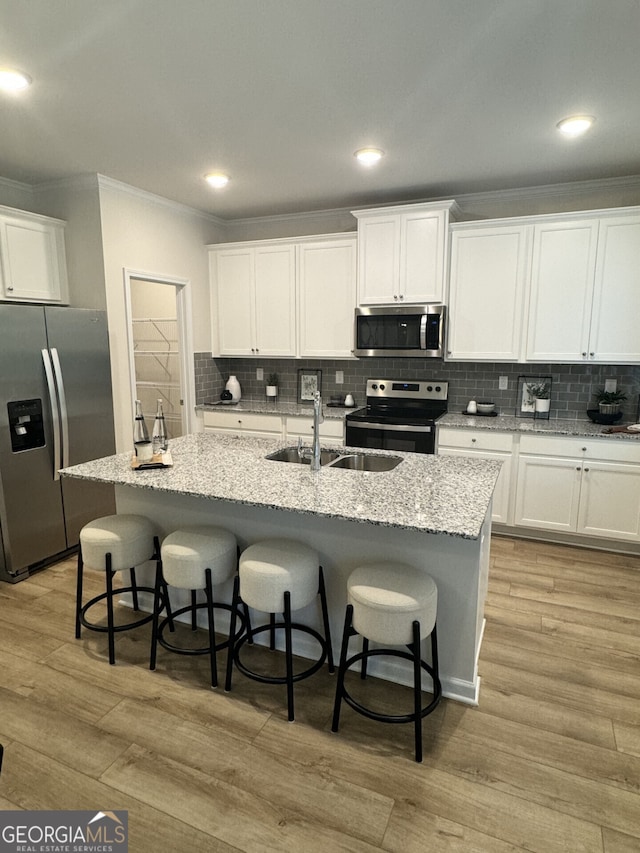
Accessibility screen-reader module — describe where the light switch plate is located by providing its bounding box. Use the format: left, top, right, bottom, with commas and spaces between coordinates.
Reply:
256, 368, 264, 381
604, 378, 617, 392
499, 375, 508, 390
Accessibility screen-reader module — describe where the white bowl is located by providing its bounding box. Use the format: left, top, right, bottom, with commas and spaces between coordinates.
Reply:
476, 402, 495, 414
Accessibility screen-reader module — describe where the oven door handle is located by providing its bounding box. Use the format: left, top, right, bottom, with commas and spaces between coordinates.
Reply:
347, 421, 433, 433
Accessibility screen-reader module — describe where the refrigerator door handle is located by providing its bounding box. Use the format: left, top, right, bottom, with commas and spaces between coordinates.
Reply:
50, 348, 70, 472
42, 348, 62, 481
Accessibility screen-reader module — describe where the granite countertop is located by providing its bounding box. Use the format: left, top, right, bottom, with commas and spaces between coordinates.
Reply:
61, 433, 501, 540
439, 412, 639, 440
196, 400, 354, 420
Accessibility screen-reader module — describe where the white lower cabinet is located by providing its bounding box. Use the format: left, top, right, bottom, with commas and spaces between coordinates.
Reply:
203, 411, 284, 438
438, 428, 514, 524
284, 415, 344, 446
514, 435, 640, 542
202, 410, 345, 445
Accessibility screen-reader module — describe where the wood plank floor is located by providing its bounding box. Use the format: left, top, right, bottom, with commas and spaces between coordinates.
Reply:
1, 535, 639, 852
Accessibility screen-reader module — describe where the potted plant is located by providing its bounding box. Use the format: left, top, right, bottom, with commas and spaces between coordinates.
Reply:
266, 372, 278, 400
594, 388, 627, 415
527, 381, 550, 413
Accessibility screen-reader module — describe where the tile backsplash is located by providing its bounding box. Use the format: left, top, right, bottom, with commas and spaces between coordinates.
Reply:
195, 354, 640, 421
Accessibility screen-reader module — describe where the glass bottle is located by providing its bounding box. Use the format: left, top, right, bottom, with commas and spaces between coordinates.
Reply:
152, 399, 168, 454
133, 399, 150, 444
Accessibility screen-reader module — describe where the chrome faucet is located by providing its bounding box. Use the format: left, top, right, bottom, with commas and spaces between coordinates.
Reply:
297, 390, 324, 470
311, 390, 323, 471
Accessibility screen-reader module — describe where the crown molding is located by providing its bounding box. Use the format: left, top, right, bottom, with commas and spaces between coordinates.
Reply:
95, 174, 226, 226
0, 174, 35, 195
452, 174, 640, 210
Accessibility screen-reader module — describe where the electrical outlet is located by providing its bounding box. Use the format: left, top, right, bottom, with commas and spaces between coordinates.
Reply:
604, 378, 617, 392
499, 375, 508, 390
335, 371, 344, 384
256, 368, 264, 381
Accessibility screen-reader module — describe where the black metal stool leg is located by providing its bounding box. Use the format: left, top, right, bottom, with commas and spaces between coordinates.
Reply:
361, 637, 370, 679
332, 603, 354, 732
150, 561, 164, 671
75, 548, 84, 639
0, 743, 3, 775
269, 612, 276, 650
205, 568, 218, 688
318, 566, 334, 672
225, 575, 240, 692
130, 566, 140, 611
412, 620, 423, 763
284, 590, 294, 721
105, 553, 116, 665
191, 590, 198, 631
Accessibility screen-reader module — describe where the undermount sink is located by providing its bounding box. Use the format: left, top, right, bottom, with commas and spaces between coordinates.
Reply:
266, 447, 341, 465
326, 453, 402, 472
265, 447, 402, 471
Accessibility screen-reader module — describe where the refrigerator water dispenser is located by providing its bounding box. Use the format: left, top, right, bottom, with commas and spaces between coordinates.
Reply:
8, 399, 46, 452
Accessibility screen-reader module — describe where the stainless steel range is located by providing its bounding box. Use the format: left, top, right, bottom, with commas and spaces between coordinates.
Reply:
345, 378, 448, 455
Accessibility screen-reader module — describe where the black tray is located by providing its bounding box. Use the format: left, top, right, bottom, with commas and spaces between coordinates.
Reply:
462, 410, 498, 417
327, 403, 357, 408
586, 409, 623, 425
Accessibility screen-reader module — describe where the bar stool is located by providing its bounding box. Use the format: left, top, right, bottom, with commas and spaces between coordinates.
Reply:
150, 526, 247, 688
331, 561, 441, 762
75, 514, 171, 665
225, 538, 334, 721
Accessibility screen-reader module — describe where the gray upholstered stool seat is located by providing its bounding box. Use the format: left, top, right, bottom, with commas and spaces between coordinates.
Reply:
150, 526, 245, 689
75, 514, 169, 666
225, 538, 334, 721
332, 561, 441, 762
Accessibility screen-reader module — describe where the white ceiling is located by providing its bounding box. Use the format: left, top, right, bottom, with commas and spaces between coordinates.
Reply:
2, 0, 639, 220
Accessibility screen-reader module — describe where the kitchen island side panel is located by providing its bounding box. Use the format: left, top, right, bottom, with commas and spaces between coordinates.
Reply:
115, 484, 488, 704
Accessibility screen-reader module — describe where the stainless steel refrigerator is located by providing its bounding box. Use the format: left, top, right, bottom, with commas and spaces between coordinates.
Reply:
0, 305, 116, 583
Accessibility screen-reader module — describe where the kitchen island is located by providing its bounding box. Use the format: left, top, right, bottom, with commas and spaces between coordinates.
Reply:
61, 433, 502, 704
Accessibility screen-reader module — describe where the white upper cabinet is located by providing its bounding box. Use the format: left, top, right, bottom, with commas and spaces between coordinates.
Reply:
526, 219, 599, 361
298, 236, 356, 358
447, 224, 530, 361
0, 206, 69, 304
448, 206, 640, 364
589, 214, 640, 363
212, 242, 296, 357
210, 233, 356, 359
354, 201, 457, 305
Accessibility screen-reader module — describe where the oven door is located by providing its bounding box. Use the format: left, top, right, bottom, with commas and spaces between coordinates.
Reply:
345, 420, 435, 454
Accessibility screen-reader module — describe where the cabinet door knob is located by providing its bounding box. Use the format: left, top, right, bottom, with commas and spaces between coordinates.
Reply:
576, 466, 581, 471
7, 286, 13, 291
399, 294, 404, 300
582, 447, 587, 452
590, 352, 595, 357
393, 294, 398, 300
584, 467, 590, 472
582, 352, 587, 357
471, 438, 477, 443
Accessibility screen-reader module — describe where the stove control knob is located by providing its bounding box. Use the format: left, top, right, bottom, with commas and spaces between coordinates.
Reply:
379, 383, 385, 390
371, 383, 378, 390
427, 385, 433, 392
435, 385, 441, 392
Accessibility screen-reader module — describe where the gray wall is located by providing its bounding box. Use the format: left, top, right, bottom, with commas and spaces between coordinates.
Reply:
195, 354, 640, 423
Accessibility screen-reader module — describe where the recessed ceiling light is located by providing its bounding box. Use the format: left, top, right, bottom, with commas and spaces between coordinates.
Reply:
204, 173, 230, 188
556, 115, 595, 137
354, 147, 384, 166
0, 68, 32, 93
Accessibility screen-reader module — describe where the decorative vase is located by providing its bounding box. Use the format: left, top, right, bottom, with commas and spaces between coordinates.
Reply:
225, 375, 241, 402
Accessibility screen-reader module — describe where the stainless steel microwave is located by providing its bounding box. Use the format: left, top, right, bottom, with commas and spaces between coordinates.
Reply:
354, 304, 445, 357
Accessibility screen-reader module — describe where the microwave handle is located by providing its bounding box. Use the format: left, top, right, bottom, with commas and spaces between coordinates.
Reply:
420, 314, 427, 350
